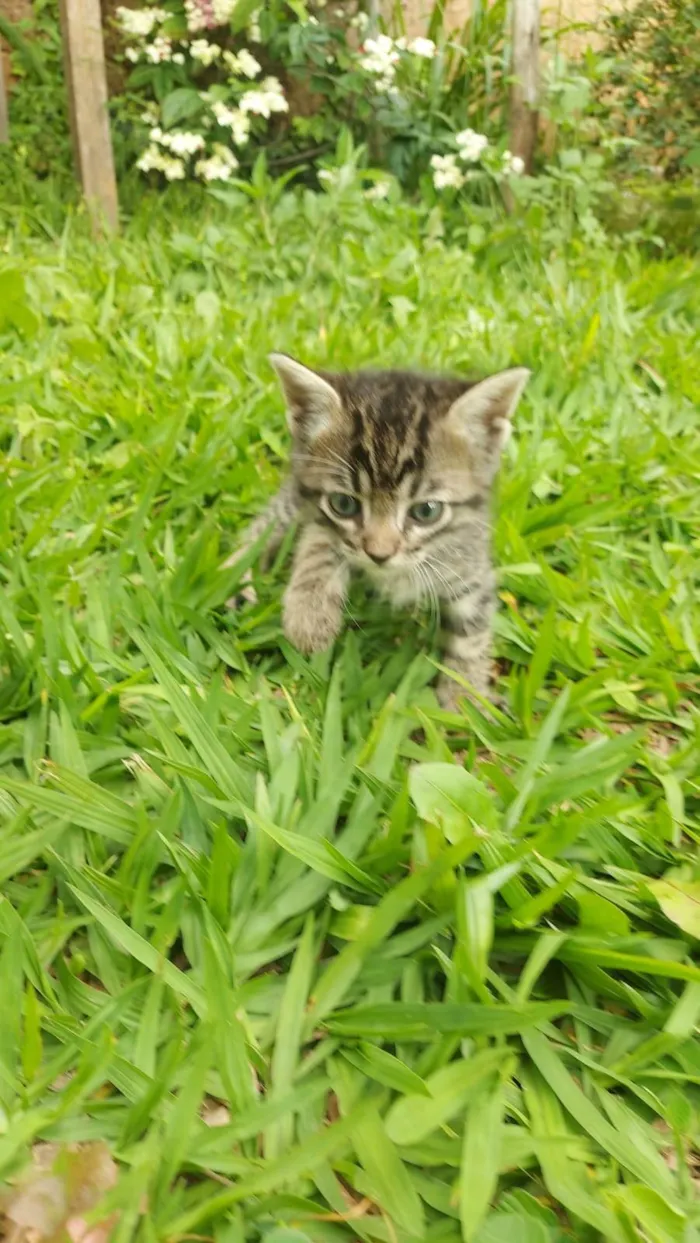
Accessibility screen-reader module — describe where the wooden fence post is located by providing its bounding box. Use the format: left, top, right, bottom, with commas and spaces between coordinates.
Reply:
58, 0, 118, 232
510, 0, 540, 173
0, 44, 9, 143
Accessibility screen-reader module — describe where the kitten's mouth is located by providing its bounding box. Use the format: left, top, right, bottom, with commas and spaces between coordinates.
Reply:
356, 552, 407, 574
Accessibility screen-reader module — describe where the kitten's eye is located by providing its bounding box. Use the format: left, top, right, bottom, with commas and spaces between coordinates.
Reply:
328, 492, 361, 519
408, 500, 444, 525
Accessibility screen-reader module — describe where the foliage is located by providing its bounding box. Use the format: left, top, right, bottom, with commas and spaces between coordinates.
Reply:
595, 0, 700, 180
1, 187, 700, 1240
0, 0, 72, 195
110, 0, 513, 192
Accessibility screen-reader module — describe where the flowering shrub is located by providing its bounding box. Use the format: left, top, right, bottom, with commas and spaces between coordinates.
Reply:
114, 1, 291, 183
112, 0, 616, 251
429, 128, 523, 194
113, 0, 512, 190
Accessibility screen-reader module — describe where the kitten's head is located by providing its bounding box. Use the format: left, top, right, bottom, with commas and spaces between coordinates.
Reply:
270, 354, 529, 579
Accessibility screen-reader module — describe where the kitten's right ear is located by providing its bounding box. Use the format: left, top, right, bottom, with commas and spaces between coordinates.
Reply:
269, 353, 341, 440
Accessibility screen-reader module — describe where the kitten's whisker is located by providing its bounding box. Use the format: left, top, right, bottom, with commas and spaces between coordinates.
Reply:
414, 563, 440, 629
422, 557, 467, 601
293, 449, 355, 474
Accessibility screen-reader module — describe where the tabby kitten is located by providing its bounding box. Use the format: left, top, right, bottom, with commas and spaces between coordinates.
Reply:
225, 355, 530, 708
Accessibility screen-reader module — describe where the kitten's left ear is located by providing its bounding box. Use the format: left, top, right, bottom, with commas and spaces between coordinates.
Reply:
448, 368, 531, 460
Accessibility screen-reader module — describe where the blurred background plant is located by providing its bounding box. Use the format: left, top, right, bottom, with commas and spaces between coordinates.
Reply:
0, 0, 697, 248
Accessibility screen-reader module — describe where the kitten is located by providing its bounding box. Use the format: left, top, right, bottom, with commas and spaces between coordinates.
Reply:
224, 355, 530, 709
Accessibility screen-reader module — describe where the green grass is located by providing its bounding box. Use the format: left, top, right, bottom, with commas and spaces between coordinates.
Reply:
1, 185, 700, 1242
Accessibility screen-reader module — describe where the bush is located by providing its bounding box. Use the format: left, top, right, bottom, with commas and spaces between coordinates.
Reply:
111, 0, 516, 194
0, 0, 72, 189
596, 0, 700, 180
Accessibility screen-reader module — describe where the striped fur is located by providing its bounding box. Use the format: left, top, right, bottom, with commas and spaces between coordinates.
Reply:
226, 355, 529, 708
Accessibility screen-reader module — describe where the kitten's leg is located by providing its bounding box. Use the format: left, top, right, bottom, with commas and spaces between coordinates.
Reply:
438, 584, 494, 710
223, 483, 298, 606
283, 524, 348, 654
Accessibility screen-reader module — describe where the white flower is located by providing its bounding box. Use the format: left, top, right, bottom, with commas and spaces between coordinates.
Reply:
247, 8, 262, 40
145, 35, 174, 62
365, 178, 391, 200
408, 36, 435, 57
502, 150, 525, 175
210, 100, 251, 144
146, 126, 203, 160
238, 48, 262, 77
136, 144, 162, 172
136, 144, 186, 179
239, 77, 288, 117
223, 48, 261, 78
455, 128, 489, 162
163, 157, 186, 180
165, 130, 205, 155
195, 144, 239, 180
230, 110, 251, 145
430, 152, 465, 190
359, 34, 400, 86
183, 0, 235, 30
125, 46, 140, 61
184, 0, 209, 31
140, 104, 159, 124
212, 0, 236, 19
211, 100, 236, 126
116, 6, 167, 37
190, 38, 221, 64
350, 10, 369, 30
172, 51, 185, 64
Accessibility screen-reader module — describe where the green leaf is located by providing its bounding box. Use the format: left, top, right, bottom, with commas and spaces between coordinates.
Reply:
385, 1049, 507, 1146
342, 1044, 430, 1098
522, 1030, 677, 1201
131, 631, 250, 803
0, 269, 40, 335
351, 1105, 425, 1236
230, 0, 263, 31
474, 1214, 549, 1243
264, 1232, 313, 1243
68, 885, 206, 1014
266, 916, 316, 1157
327, 1000, 568, 1039
648, 878, 700, 939
161, 88, 204, 128
409, 763, 497, 840
460, 1075, 509, 1241
613, 1185, 686, 1243
163, 1097, 375, 1234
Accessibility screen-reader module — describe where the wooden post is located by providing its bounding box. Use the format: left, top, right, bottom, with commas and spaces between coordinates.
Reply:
0, 42, 9, 143
58, 0, 118, 232
510, 0, 540, 174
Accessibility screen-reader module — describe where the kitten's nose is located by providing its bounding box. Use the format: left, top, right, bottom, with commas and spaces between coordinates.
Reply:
362, 531, 399, 563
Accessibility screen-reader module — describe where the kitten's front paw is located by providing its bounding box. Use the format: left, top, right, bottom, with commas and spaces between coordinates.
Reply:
283, 590, 342, 654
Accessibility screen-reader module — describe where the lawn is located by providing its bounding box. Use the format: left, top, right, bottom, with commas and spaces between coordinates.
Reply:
1, 187, 700, 1242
